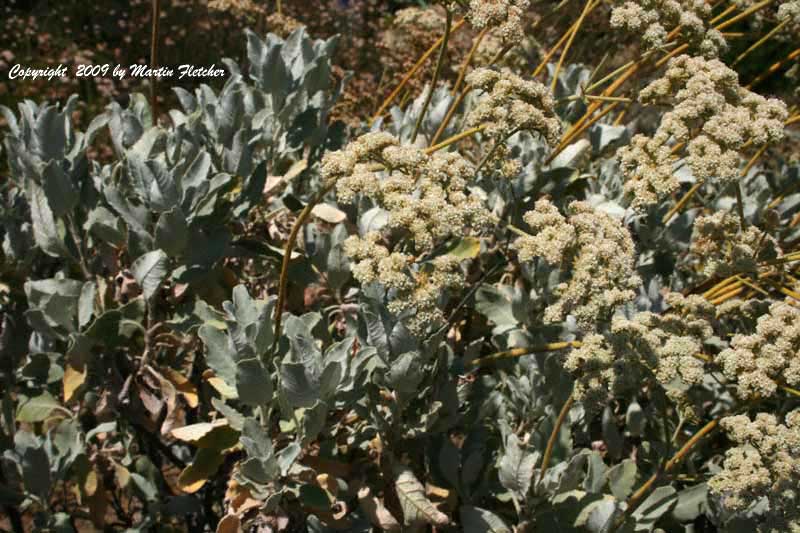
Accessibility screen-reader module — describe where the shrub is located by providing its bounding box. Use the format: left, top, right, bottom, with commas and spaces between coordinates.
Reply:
1, 1, 799, 532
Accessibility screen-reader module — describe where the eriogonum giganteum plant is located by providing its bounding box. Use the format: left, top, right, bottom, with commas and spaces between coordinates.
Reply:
1, 1, 799, 531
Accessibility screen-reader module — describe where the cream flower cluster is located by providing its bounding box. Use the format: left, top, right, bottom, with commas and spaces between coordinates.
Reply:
265, 13, 303, 38
513, 199, 641, 330
208, 0, 264, 16
610, 0, 726, 57
614, 292, 712, 387
778, 0, 800, 34
321, 132, 494, 334
394, 6, 447, 32
736, 0, 800, 35
343, 234, 463, 334
715, 302, 800, 400
564, 333, 620, 412
466, 68, 561, 147
709, 410, 800, 528
343, 232, 413, 292
512, 199, 575, 264
387, 255, 464, 335
690, 211, 781, 278
466, 0, 531, 44
618, 134, 677, 209
565, 293, 712, 411
322, 132, 493, 252
619, 55, 788, 208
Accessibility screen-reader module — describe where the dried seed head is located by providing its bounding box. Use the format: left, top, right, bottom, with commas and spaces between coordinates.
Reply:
393, 6, 448, 33
265, 13, 303, 38
208, 0, 265, 17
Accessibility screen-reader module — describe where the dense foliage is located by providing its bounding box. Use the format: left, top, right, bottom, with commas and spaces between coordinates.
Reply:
1, 1, 799, 532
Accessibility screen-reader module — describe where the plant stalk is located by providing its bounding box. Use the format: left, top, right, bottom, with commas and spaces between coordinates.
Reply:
610, 418, 719, 532
271, 183, 335, 355
453, 27, 487, 96
411, 8, 453, 144
550, 0, 595, 93
466, 341, 581, 368
538, 393, 575, 483
426, 125, 485, 154
733, 18, 788, 66
150, 0, 161, 123
370, 19, 466, 126
734, 181, 747, 230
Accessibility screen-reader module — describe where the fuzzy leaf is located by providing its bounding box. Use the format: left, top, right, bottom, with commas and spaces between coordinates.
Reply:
475, 285, 518, 327
459, 506, 511, 533
78, 281, 96, 329
498, 434, 537, 498
41, 160, 78, 217
198, 324, 237, 388
394, 466, 450, 527
28, 181, 67, 258
22, 446, 51, 500
16, 392, 62, 422
132, 249, 169, 301
602, 406, 624, 460
236, 358, 273, 406
607, 460, 637, 501
280, 361, 320, 408
671, 483, 708, 523
632, 486, 678, 532
155, 207, 189, 257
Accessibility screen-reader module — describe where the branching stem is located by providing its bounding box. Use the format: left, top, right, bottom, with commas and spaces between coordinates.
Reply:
550, 0, 595, 93
150, 0, 161, 122
271, 183, 335, 355
411, 9, 453, 144
539, 393, 575, 483
370, 19, 466, 126
609, 419, 718, 532
466, 341, 581, 368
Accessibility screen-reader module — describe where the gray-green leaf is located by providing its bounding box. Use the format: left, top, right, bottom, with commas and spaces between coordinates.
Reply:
29, 181, 67, 258
154, 207, 189, 257
132, 249, 169, 301
16, 392, 63, 422
41, 161, 78, 217
394, 466, 449, 527
632, 486, 678, 532
498, 434, 538, 498
607, 460, 637, 501
459, 506, 511, 533
236, 358, 273, 406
